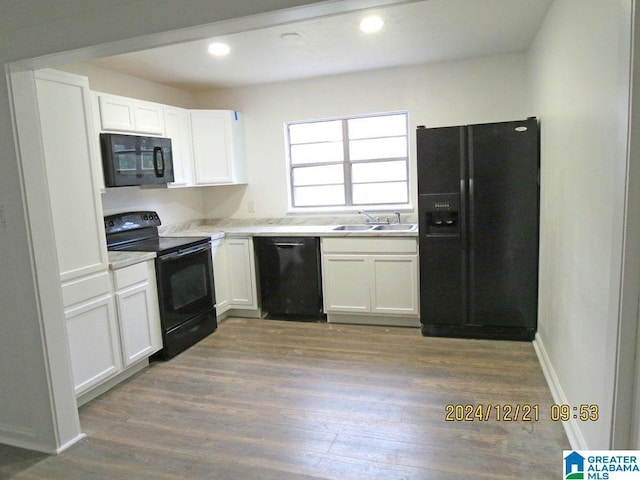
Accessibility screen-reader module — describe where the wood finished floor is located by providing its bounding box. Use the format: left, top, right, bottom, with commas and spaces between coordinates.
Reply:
0, 318, 569, 479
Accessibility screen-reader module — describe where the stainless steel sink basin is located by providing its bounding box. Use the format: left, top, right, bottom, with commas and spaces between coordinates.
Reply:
332, 225, 374, 231
372, 224, 418, 231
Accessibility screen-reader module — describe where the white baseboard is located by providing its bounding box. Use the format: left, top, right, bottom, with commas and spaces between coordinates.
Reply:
533, 332, 588, 449
0, 428, 85, 455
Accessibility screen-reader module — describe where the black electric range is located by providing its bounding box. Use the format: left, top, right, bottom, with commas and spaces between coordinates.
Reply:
105, 211, 217, 359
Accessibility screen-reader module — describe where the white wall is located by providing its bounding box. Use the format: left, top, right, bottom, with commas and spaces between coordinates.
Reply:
196, 53, 531, 218
529, 0, 632, 449
60, 62, 197, 108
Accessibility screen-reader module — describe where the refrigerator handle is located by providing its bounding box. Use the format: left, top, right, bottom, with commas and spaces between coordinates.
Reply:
460, 128, 468, 252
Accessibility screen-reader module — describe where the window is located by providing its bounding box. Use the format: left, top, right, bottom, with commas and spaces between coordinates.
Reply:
285, 112, 409, 209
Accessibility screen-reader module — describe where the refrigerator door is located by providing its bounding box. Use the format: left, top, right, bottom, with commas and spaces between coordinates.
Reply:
417, 126, 467, 329
467, 118, 539, 332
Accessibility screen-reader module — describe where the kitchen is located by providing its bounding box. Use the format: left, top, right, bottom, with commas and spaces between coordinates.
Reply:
0, 0, 638, 471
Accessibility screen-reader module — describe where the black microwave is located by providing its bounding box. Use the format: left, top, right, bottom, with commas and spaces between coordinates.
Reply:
100, 133, 175, 187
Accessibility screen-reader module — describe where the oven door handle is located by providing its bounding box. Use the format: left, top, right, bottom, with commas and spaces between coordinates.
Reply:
160, 243, 211, 261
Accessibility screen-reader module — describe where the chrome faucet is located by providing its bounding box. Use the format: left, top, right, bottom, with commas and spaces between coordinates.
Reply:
394, 211, 401, 224
358, 210, 390, 225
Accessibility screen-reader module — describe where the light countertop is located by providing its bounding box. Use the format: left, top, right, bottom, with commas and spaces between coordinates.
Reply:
108, 222, 418, 270
171, 224, 418, 238
108, 251, 156, 271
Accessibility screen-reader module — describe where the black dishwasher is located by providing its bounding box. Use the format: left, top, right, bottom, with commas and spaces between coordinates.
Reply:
254, 237, 325, 320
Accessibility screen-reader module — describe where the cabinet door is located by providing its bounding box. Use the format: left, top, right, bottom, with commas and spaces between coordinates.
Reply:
190, 110, 246, 185
133, 100, 164, 135
164, 106, 194, 187
65, 294, 121, 396
115, 282, 161, 366
322, 254, 369, 313
98, 94, 136, 132
227, 238, 257, 308
36, 70, 108, 282
212, 238, 230, 314
370, 255, 419, 315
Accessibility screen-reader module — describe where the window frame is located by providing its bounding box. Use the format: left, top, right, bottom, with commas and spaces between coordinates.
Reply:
284, 111, 411, 212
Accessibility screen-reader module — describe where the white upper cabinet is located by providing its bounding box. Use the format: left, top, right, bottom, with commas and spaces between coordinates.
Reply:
133, 100, 165, 134
97, 93, 164, 135
190, 110, 247, 185
164, 106, 194, 187
93, 92, 246, 188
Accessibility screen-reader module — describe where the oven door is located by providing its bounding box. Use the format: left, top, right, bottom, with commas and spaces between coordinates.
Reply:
156, 243, 216, 333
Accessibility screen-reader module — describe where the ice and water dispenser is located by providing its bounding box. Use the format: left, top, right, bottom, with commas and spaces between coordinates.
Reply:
421, 193, 460, 236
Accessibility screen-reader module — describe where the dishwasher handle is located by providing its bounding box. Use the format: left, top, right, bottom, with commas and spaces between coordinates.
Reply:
273, 241, 305, 248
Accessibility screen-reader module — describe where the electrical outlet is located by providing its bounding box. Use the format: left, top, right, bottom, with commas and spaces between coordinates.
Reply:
247, 200, 255, 214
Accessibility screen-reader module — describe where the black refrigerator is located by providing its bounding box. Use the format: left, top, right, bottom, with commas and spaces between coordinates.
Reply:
416, 118, 539, 341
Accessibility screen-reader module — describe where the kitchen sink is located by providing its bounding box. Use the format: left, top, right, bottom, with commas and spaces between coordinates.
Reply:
372, 224, 418, 231
332, 225, 375, 231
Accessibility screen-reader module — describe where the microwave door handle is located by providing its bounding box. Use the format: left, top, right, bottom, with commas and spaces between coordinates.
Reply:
153, 147, 165, 177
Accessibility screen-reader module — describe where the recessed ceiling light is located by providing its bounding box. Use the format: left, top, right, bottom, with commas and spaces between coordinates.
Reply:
359, 15, 384, 34
208, 42, 230, 57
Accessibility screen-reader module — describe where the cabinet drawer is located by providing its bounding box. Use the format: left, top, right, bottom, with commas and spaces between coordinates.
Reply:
322, 237, 417, 254
62, 271, 111, 307
113, 262, 149, 290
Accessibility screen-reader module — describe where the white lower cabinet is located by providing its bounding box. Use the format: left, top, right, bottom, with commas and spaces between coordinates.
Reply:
322, 255, 370, 313
370, 255, 419, 315
67, 261, 162, 401
211, 236, 259, 317
227, 237, 258, 311
321, 237, 420, 326
62, 272, 122, 397
211, 238, 231, 316
112, 261, 162, 367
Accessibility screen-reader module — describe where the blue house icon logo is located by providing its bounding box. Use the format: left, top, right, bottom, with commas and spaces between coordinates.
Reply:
565, 451, 585, 479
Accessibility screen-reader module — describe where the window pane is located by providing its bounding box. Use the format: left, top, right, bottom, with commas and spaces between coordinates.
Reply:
294, 185, 345, 207
289, 120, 342, 144
293, 165, 344, 186
352, 182, 408, 205
286, 112, 410, 209
348, 114, 407, 139
291, 142, 344, 165
350, 137, 407, 161
352, 161, 407, 183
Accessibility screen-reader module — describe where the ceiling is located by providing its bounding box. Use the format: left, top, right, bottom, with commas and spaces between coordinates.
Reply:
87, 0, 553, 91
